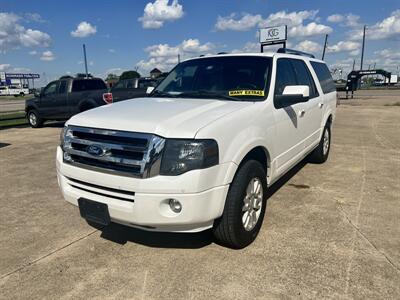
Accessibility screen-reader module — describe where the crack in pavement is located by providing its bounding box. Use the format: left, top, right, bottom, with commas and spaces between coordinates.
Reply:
0, 229, 100, 281
337, 204, 400, 273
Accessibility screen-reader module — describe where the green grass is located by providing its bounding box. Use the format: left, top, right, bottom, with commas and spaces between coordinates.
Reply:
0, 95, 33, 101
0, 111, 27, 128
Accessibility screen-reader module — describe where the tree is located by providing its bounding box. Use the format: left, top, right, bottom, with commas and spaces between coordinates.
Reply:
106, 73, 119, 81
120, 70, 141, 80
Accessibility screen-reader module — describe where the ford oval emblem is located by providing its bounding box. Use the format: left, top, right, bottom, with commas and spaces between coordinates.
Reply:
87, 144, 105, 156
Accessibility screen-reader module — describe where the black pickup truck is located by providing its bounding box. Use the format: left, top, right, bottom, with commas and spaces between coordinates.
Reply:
105, 77, 159, 103
25, 77, 108, 128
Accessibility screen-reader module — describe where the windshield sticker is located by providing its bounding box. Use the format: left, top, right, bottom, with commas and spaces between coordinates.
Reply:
228, 90, 265, 97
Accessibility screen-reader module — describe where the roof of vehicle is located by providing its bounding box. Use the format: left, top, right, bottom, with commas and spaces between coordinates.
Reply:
182, 51, 326, 64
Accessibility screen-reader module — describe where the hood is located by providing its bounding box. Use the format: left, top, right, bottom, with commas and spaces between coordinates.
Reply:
67, 97, 252, 138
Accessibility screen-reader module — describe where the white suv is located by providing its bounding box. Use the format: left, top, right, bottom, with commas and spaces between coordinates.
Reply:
57, 50, 336, 248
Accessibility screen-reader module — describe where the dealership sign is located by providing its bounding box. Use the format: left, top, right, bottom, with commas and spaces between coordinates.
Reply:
259, 25, 287, 44
5, 73, 40, 79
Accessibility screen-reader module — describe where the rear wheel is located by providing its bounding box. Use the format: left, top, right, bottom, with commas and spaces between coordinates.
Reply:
212, 160, 267, 249
27, 110, 43, 128
309, 123, 331, 163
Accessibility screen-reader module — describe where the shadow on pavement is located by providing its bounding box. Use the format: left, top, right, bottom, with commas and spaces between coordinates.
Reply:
95, 159, 308, 249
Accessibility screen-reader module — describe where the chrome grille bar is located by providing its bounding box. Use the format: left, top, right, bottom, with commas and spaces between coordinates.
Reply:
62, 126, 165, 178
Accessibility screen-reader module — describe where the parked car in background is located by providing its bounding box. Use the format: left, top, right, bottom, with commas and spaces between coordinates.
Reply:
103, 77, 159, 103
0, 85, 29, 96
58, 50, 336, 248
25, 77, 108, 128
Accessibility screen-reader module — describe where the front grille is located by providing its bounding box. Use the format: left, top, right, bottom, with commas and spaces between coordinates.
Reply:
63, 126, 165, 178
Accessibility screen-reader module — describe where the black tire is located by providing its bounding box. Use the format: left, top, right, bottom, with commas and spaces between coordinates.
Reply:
27, 109, 43, 128
213, 160, 267, 249
308, 123, 331, 164
20, 92, 25, 96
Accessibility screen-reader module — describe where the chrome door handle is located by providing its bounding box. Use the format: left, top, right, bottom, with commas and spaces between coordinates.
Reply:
318, 103, 324, 108
298, 110, 306, 117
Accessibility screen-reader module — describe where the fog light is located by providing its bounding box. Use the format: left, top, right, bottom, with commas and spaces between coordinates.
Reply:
168, 199, 182, 213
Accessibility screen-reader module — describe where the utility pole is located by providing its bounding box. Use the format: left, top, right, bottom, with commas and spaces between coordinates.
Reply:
360, 25, 366, 70
178, 54, 181, 64
83, 44, 88, 78
322, 34, 328, 60
352, 59, 355, 71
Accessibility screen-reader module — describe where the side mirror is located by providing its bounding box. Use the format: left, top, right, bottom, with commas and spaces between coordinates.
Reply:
275, 85, 309, 107
34, 91, 41, 98
146, 87, 155, 94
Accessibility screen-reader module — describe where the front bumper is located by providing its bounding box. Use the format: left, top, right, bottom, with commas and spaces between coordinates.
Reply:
56, 147, 234, 232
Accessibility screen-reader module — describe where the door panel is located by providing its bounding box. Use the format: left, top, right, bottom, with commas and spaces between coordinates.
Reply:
272, 58, 307, 174
39, 81, 59, 118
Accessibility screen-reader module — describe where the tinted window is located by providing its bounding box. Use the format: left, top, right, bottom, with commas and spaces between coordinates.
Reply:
58, 81, 67, 94
155, 56, 272, 101
72, 79, 107, 92
43, 82, 58, 96
138, 79, 157, 89
274, 59, 297, 96
291, 59, 319, 98
310, 62, 336, 93
112, 80, 126, 90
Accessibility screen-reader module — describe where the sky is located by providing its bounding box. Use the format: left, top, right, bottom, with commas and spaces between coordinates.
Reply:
1, 0, 399, 86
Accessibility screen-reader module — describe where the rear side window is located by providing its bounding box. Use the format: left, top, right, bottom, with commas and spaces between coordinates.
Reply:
72, 79, 107, 92
310, 62, 336, 94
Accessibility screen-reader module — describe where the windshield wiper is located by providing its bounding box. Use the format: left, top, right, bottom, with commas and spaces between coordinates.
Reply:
176, 90, 241, 101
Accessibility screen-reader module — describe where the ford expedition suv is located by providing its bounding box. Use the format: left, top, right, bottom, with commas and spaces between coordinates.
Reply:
57, 50, 336, 248
25, 77, 108, 128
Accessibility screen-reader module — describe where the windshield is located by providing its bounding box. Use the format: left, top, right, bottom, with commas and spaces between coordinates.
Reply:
153, 56, 272, 101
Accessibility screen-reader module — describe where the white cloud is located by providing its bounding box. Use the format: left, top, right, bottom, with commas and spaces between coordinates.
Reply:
327, 14, 344, 23
295, 40, 322, 53
136, 39, 214, 74
215, 13, 263, 31
24, 13, 46, 23
327, 41, 360, 53
139, 0, 184, 29
0, 64, 11, 71
29, 50, 37, 55
40, 50, 55, 61
214, 10, 332, 37
375, 49, 400, 59
289, 22, 332, 37
71, 21, 97, 38
108, 49, 116, 53
0, 12, 51, 52
349, 10, 400, 40
327, 13, 360, 27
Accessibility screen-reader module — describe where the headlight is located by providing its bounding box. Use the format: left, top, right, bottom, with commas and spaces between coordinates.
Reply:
160, 139, 219, 176
60, 126, 73, 149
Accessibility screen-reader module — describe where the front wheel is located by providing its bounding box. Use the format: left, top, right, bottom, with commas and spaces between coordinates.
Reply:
308, 124, 331, 163
212, 160, 267, 249
27, 110, 43, 128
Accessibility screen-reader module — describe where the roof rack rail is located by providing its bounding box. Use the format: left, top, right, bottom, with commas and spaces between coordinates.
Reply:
217, 52, 228, 55
277, 48, 315, 58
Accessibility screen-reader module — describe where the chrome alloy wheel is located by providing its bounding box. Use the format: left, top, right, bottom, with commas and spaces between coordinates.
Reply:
323, 128, 330, 156
242, 178, 263, 231
29, 112, 37, 126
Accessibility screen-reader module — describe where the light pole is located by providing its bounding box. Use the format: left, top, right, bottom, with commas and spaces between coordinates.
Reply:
322, 34, 328, 60
83, 44, 88, 78
360, 25, 367, 70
